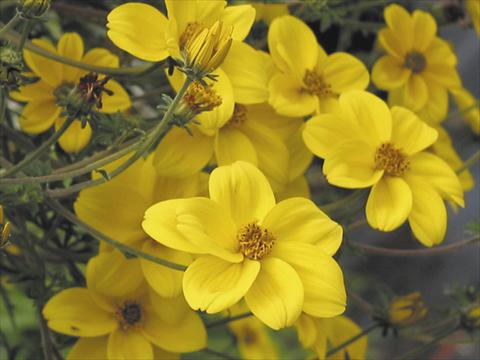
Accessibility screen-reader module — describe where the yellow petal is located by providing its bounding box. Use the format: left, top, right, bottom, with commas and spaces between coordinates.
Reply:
390, 106, 438, 155
424, 38, 457, 67
153, 172, 204, 202
24, 38, 62, 87
384, 4, 413, 50
153, 127, 214, 178
377, 28, 407, 60
43, 288, 117, 337
153, 347, 180, 360
215, 128, 258, 167
284, 122, 313, 182
221, 41, 269, 104
339, 91, 392, 147
221, 4, 256, 41
82, 48, 119, 68
372, 56, 410, 90
183, 256, 260, 313
415, 80, 448, 124
209, 161, 276, 228
295, 314, 318, 349
107, 3, 169, 61
412, 10, 437, 51
19, 100, 60, 134
323, 140, 383, 189
407, 152, 464, 207
56, 118, 92, 154
451, 87, 480, 134
57, 33, 84, 83
325, 316, 367, 360
108, 330, 153, 360
142, 303, 207, 353
422, 64, 461, 88
67, 337, 108, 360
403, 74, 428, 111
11, 80, 54, 103
269, 73, 317, 117
245, 257, 303, 330
100, 80, 131, 113
262, 198, 343, 256
366, 177, 412, 231
271, 242, 346, 318
405, 177, 447, 246
268, 15, 318, 79
141, 242, 191, 298
321, 52, 369, 93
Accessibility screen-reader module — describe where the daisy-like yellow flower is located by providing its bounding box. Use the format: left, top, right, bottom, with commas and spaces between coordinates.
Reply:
43, 249, 206, 359
296, 314, 368, 360
268, 15, 369, 117
372, 4, 460, 114
154, 72, 290, 192
388, 292, 427, 328
303, 91, 464, 247
143, 161, 346, 330
74, 155, 205, 298
11, 32, 131, 153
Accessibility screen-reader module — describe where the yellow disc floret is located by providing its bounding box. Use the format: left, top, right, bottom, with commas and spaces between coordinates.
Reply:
183, 82, 222, 114
374, 143, 410, 176
303, 69, 334, 98
238, 222, 275, 261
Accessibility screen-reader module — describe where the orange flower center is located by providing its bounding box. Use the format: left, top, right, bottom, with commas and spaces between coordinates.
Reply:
238, 222, 275, 260
375, 143, 409, 176
179, 22, 207, 49
183, 81, 222, 113
116, 301, 143, 331
404, 51, 426, 73
303, 69, 334, 98
226, 104, 248, 128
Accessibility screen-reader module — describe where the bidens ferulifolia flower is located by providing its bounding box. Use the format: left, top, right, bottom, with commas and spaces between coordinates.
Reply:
303, 91, 464, 247
11, 32, 131, 153
143, 161, 346, 330
43, 250, 206, 359
388, 292, 428, 327
268, 15, 369, 117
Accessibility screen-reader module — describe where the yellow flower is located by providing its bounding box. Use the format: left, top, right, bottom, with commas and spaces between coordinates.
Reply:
296, 314, 368, 360
372, 4, 460, 113
268, 15, 369, 117
154, 72, 292, 192
74, 155, 204, 298
228, 304, 278, 359
430, 126, 474, 192
10, 33, 131, 153
465, 304, 480, 330
451, 86, 480, 135
253, 3, 289, 25
466, 0, 480, 35
143, 161, 346, 330
43, 250, 207, 359
388, 292, 427, 327
303, 91, 464, 247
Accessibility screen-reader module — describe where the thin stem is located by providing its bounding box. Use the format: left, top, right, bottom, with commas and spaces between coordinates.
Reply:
36, 304, 56, 360
349, 235, 479, 257
46, 78, 193, 198
445, 101, 479, 122
0, 89, 6, 124
326, 323, 378, 357
202, 348, 236, 360
0, 116, 76, 178
456, 150, 480, 174
207, 312, 253, 328
348, 291, 374, 315
17, 18, 33, 51
0, 12, 21, 38
320, 189, 367, 214
45, 198, 187, 271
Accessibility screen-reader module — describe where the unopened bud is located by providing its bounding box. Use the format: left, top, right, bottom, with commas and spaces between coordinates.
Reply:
388, 292, 428, 327
18, 0, 51, 18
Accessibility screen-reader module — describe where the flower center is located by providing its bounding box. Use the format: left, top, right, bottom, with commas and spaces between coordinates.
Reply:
179, 22, 207, 49
226, 104, 247, 128
374, 143, 409, 176
116, 301, 143, 330
237, 222, 275, 261
404, 51, 426, 73
77, 72, 113, 109
183, 81, 222, 114
303, 69, 334, 98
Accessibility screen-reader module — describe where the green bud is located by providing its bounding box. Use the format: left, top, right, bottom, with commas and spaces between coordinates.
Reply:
18, 0, 51, 18
0, 44, 24, 91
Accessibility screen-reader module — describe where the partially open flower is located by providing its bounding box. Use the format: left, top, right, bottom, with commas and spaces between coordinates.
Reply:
388, 292, 427, 327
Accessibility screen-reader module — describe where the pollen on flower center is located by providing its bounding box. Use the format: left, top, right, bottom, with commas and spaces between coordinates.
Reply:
226, 104, 247, 128
179, 22, 206, 49
238, 222, 275, 261
116, 301, 143, 330
404, 51, 427, 73
183, 81, 222, 113
374, 143, 410, 176
303, 69, 334, 98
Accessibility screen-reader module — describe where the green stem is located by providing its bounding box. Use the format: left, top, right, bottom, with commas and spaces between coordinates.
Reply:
207, 312, 253, 328
45, 198, 187, 271
456, 150, 480, 174
45, 78, 193, 198
17, 19, 33, 51
320, 189, 367, 214
202, 348, 236, 360
0, 89, 6, 124
445, 101, 479, 122
326, 323, 378, 357
0, 12, 21, 38
0, 116, 76, 178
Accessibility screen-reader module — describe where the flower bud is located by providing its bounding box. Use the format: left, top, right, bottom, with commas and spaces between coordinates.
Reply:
388, 292, 427, 327
0, 44, 24, 91
173, 81, 222, 124
18, 0, 51, 18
